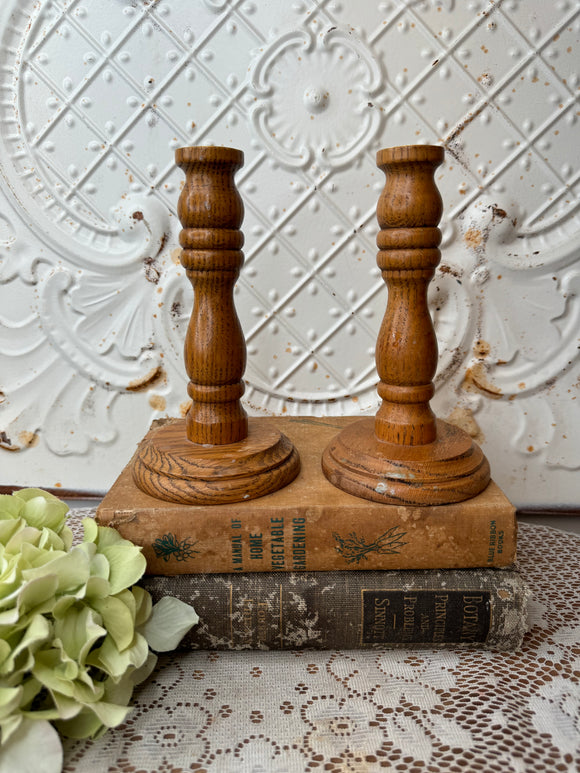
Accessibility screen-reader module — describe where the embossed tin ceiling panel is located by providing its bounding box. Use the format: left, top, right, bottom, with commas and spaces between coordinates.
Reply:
0, 0, 579, 507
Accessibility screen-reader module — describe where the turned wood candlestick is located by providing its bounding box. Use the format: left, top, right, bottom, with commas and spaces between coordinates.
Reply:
132, 146, 300, 505
322, 145, 490, 505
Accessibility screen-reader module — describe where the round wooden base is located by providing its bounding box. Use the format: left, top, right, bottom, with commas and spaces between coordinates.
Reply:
322, 418, 490, 506
132, 419, 300, 505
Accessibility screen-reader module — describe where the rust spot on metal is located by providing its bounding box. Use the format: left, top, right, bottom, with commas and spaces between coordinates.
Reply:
439, 263, 462, 279
464, 228, 483, 249
127, 366, 166, 392
180, 400, 192, 417
463, 363, 503, 399
0, 429, 39, 451
144, 257, 161, 284
437, 345, 467, 385
444, 103, 488, 152
132, 210, 144, 221
0, 430, 15, 450
18, 431, 39, 448
446, 405, 486, 445
473, 339, 491, 359
491, 206, 507, 219
149, 394, 167, 411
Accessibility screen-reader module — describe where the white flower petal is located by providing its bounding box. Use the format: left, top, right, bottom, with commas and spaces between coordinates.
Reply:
0, 718, 63, 773
138, 596, 198, 652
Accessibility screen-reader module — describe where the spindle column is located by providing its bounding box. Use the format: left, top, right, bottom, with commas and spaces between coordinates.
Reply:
322, 145, 490, 505
131, 146, 300, 505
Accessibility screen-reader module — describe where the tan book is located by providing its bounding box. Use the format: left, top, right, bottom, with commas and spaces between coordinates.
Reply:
96, 417, 517, 575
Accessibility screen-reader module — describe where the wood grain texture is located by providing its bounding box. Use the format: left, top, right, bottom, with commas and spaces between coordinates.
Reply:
322, 418, 490, 505
322, 145, 491, 505
131, 418, 300, 505
175, 145, 247, 445
375, 144, 443, 445
99, 418, 516, 575
131, 146, 300, 504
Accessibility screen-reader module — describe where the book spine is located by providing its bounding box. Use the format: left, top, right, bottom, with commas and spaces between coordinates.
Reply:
139, 568, 529, 651
98, 505, 517, 575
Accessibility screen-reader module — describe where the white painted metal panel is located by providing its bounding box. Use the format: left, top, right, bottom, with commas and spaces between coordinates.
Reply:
1, 0, 578, 506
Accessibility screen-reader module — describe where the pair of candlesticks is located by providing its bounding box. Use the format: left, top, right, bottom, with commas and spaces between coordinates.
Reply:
131, 144, 490, 508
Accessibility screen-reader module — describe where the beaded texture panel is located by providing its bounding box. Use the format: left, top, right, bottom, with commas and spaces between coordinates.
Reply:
0, 0, 578, 506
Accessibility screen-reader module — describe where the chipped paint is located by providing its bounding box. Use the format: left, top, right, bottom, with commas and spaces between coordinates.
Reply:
0, 431, 16, 451
180, 400, 192, 417
444, 102, 488, 153
126, 366, 166, 392
0, 429, 39, 452
439, 263, 462, 279
144, 256, 161, 284
491, 206, 507, 221
149, 394, 167, 412
464, 228, 483, 250
463, 363, 503, 399
473, 339, 491, 360
446, 406, 486, 445
18, 430, 39, 448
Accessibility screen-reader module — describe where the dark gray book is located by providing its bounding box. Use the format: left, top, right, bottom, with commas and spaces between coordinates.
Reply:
139, 566, 529, 651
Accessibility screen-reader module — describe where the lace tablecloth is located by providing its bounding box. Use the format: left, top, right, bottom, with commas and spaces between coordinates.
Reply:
62, 517, 580, 773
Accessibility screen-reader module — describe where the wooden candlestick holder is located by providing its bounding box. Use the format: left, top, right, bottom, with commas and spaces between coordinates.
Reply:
131, 146, 300, 505
322, 145, 490, 505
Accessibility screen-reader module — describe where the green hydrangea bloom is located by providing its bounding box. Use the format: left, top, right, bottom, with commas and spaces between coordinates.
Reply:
0, 489, 198, 751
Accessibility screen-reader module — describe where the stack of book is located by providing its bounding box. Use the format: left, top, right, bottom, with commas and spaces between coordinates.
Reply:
96, 418, 529, 651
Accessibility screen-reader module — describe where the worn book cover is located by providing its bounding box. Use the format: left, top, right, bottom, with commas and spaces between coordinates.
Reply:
97, 417, 517, 575
140, 566, 529, 651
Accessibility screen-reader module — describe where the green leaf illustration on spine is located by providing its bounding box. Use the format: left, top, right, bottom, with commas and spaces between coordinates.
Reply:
333, 526, 408, 563
152, 533, 200, 562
